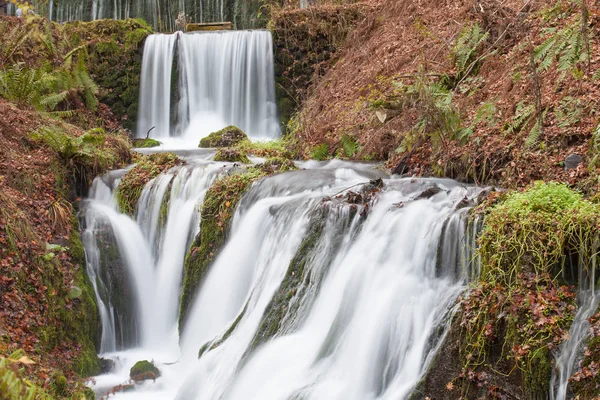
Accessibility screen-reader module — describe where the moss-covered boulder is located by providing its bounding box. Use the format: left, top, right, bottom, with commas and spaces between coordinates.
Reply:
199, 126, 248, 148
213, 148, 251, 163
132, 138, 161, 148
117, 152, 181, 215
129, 360, 160, 382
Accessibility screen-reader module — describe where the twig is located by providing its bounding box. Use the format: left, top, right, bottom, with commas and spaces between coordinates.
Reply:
145, 126, 155, 139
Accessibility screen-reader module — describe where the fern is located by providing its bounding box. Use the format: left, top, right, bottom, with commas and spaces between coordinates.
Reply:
340, 134, 360, 158
534, 9, 588, 79
504, 101, 535, 136
453, 23, 489, 80
311, 143, 330, 161
555, 96, 582, 129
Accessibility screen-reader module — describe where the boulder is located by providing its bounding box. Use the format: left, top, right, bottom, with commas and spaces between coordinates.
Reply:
129, 360, 160, 382
199, 126, 248, 148
565, 153, 583, 170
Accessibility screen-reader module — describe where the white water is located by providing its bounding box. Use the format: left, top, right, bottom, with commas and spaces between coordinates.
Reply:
137, 30, 280, 146
82, 162, 223, 356
83, 159, 484, 399
551, 250, 600, 400
137, 33, 179, 140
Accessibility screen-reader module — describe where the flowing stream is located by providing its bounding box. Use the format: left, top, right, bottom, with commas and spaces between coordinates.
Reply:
82, 157, 485, 399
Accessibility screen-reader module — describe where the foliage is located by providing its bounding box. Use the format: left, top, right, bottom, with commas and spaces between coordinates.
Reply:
534, 6, 588, 80
452, 22, 489, 82
555, 96, 583, 129
32, 126, 131, 190
234, 138, 295, 159
0, 46, 99, 114
458, 273, 576, 398
340, 134, 360, 158
310, 143, 330, 161
0, 63, 61, 111
0, 351, 51, 400
116, 153, 181, 215
390, 72, 467, 154
213, 148, 251, 163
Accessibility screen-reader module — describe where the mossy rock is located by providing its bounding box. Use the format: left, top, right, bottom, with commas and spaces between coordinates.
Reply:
213, 148, 251, 163
117, 152, 181, 215
199, 126, 248, 148
132, 138, 161, 148
129, 360, 160, 381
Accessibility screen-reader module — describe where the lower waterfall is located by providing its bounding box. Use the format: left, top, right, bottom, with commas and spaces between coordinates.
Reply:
83, 158, 484, 399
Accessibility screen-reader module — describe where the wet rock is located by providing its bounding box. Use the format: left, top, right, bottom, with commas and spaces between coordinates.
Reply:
99, 358, 116, 374
129, 360, 160, 382
199, 126, 248, 148
565, 153, 583, 170
416, 185, 442, 200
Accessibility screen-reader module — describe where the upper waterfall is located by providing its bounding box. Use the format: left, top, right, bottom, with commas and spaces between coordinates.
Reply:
137, 30, 280, 146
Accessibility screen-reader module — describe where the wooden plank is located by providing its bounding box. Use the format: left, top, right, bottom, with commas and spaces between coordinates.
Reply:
186, 22, 233, 32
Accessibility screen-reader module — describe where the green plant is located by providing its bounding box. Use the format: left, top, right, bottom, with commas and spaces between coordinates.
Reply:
310, 143, 330, 161
0, 63, 63, 111
534, 7, 589, 80
0, 351, 51, 400
452, 22, 489, 81
340, 134, 360, 158
555, 96, 583, 129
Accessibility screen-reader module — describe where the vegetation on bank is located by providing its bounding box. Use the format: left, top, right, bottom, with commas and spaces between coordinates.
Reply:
116, 152, 182, 216
179, 158, 297, 329
416, 182, 600, 398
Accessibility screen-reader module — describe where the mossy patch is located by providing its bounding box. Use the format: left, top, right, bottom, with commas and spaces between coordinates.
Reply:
132, 138, 161, 148
199, 126, 248, 148
116, 152, 181, 215
213, 148, 251, 163
233, 138, 296, 159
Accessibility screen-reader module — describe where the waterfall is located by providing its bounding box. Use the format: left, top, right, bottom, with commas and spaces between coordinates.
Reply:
137, 33, 179, 139
137, 30, 280, 144
551, 247, 599, 400
81, 163, 223, 356
84, 159, 485, 399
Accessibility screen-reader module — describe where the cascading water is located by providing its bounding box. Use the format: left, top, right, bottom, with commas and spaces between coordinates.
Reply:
81, 161, 223, 356
137, 30, 280, 145
551, 250, 600, 400
83, 157, 485, 399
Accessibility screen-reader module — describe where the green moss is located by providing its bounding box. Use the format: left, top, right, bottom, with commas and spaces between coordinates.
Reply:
199, 126, 248, 148
130, 360, 160, 380
132, 138, 161, 148
479, 182, 600, 284
117, 153, 181, 215
234, 138, 296, 159
52, 372, 67, 397
213, 148, 251, 163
